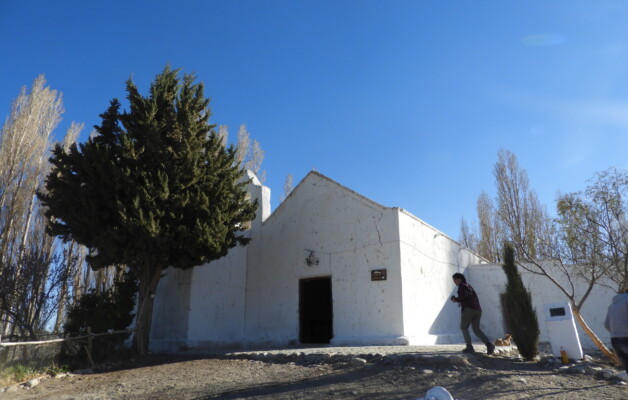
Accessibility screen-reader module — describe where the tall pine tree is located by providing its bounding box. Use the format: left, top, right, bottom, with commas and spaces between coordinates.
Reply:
39, 66, 257, 353
502, 243, 540, 360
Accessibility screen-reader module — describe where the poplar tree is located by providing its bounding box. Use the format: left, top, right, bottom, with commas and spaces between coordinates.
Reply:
464, 149, 618, 363
0, 75, 77, 339
501, 243, 539, 360
39, 66, 257, 353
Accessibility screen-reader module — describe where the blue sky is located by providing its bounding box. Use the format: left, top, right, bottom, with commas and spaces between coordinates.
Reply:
2, 1, 628, 239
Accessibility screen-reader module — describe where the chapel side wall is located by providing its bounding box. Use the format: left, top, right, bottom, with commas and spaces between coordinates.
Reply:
150, 171, 269, 352
185, 173, 270, 349
185, 245, 248, 349
398, 211, 484, 344
149, 267, 192, 352
244, 174, 405, 347
468, 263, 617, 350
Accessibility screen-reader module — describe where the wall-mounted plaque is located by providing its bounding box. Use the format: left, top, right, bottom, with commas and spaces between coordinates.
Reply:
549, 307, 566, 317
371, 269, 387, 281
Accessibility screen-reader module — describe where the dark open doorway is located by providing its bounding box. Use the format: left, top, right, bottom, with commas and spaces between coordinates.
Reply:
299, 277, 333, 344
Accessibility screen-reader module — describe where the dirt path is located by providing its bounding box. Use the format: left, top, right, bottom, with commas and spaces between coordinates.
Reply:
2, 347, 626, 399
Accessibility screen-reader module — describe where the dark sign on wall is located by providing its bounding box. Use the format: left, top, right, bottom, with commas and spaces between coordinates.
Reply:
371, 269, 387, 281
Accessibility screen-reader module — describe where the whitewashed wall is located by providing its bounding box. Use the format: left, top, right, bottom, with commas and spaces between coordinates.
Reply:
398, 211, 485, 344
468, 263, 617, 350
186, 245, 248, 348
152, 170, 615, 353
244, 172, 405, 347
151, 171, 492, 352
150, 267, 192, 352
185, 172, 270, 349
149, 172, 270, 352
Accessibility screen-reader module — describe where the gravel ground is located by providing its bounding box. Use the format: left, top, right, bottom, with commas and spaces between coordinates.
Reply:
2, 344, 627, 399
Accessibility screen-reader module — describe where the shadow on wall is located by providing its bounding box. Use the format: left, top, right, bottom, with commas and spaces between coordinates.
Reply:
428, 289, 465, 344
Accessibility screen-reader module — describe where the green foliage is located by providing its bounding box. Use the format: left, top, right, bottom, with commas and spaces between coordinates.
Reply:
5, 365, 35, 382
63, 271, 137, 362
556, 167, 628, 292
39, 65, 257, 352
0, 364, 37, 385
39, 65, 256, 274
44, 363, 70, 376
0, 363, 70, 386
501, 244, 540, 360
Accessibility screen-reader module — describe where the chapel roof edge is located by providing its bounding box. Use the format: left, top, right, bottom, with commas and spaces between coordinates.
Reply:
259, 171, 489, 263
262, 170, 391, 226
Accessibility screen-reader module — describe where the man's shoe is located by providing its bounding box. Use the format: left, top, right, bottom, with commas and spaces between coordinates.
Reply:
486, 342, 495, 355
462, 346, 475, 354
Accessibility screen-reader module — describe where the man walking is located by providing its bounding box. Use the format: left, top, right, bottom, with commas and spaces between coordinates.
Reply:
604, 287, 628, 380
450, 272, 495, 355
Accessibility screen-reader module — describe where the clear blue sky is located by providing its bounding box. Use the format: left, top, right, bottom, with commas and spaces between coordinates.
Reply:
2, 1, 628, 239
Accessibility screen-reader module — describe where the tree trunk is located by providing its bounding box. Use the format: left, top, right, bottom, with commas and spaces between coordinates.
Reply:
55, 241, 76, 333
134, 265, 164, 355
54, 278, 67, 333
572, 303, 620, 366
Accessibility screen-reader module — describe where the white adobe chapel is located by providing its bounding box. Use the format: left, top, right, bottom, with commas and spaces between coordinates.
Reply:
150, 171, 616, 353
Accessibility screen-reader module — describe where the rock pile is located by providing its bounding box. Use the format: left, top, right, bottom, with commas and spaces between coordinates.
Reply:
225, 348, 628, 384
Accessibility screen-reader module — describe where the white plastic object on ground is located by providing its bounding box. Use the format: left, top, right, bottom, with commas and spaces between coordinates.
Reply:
414, 385, 454, 400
